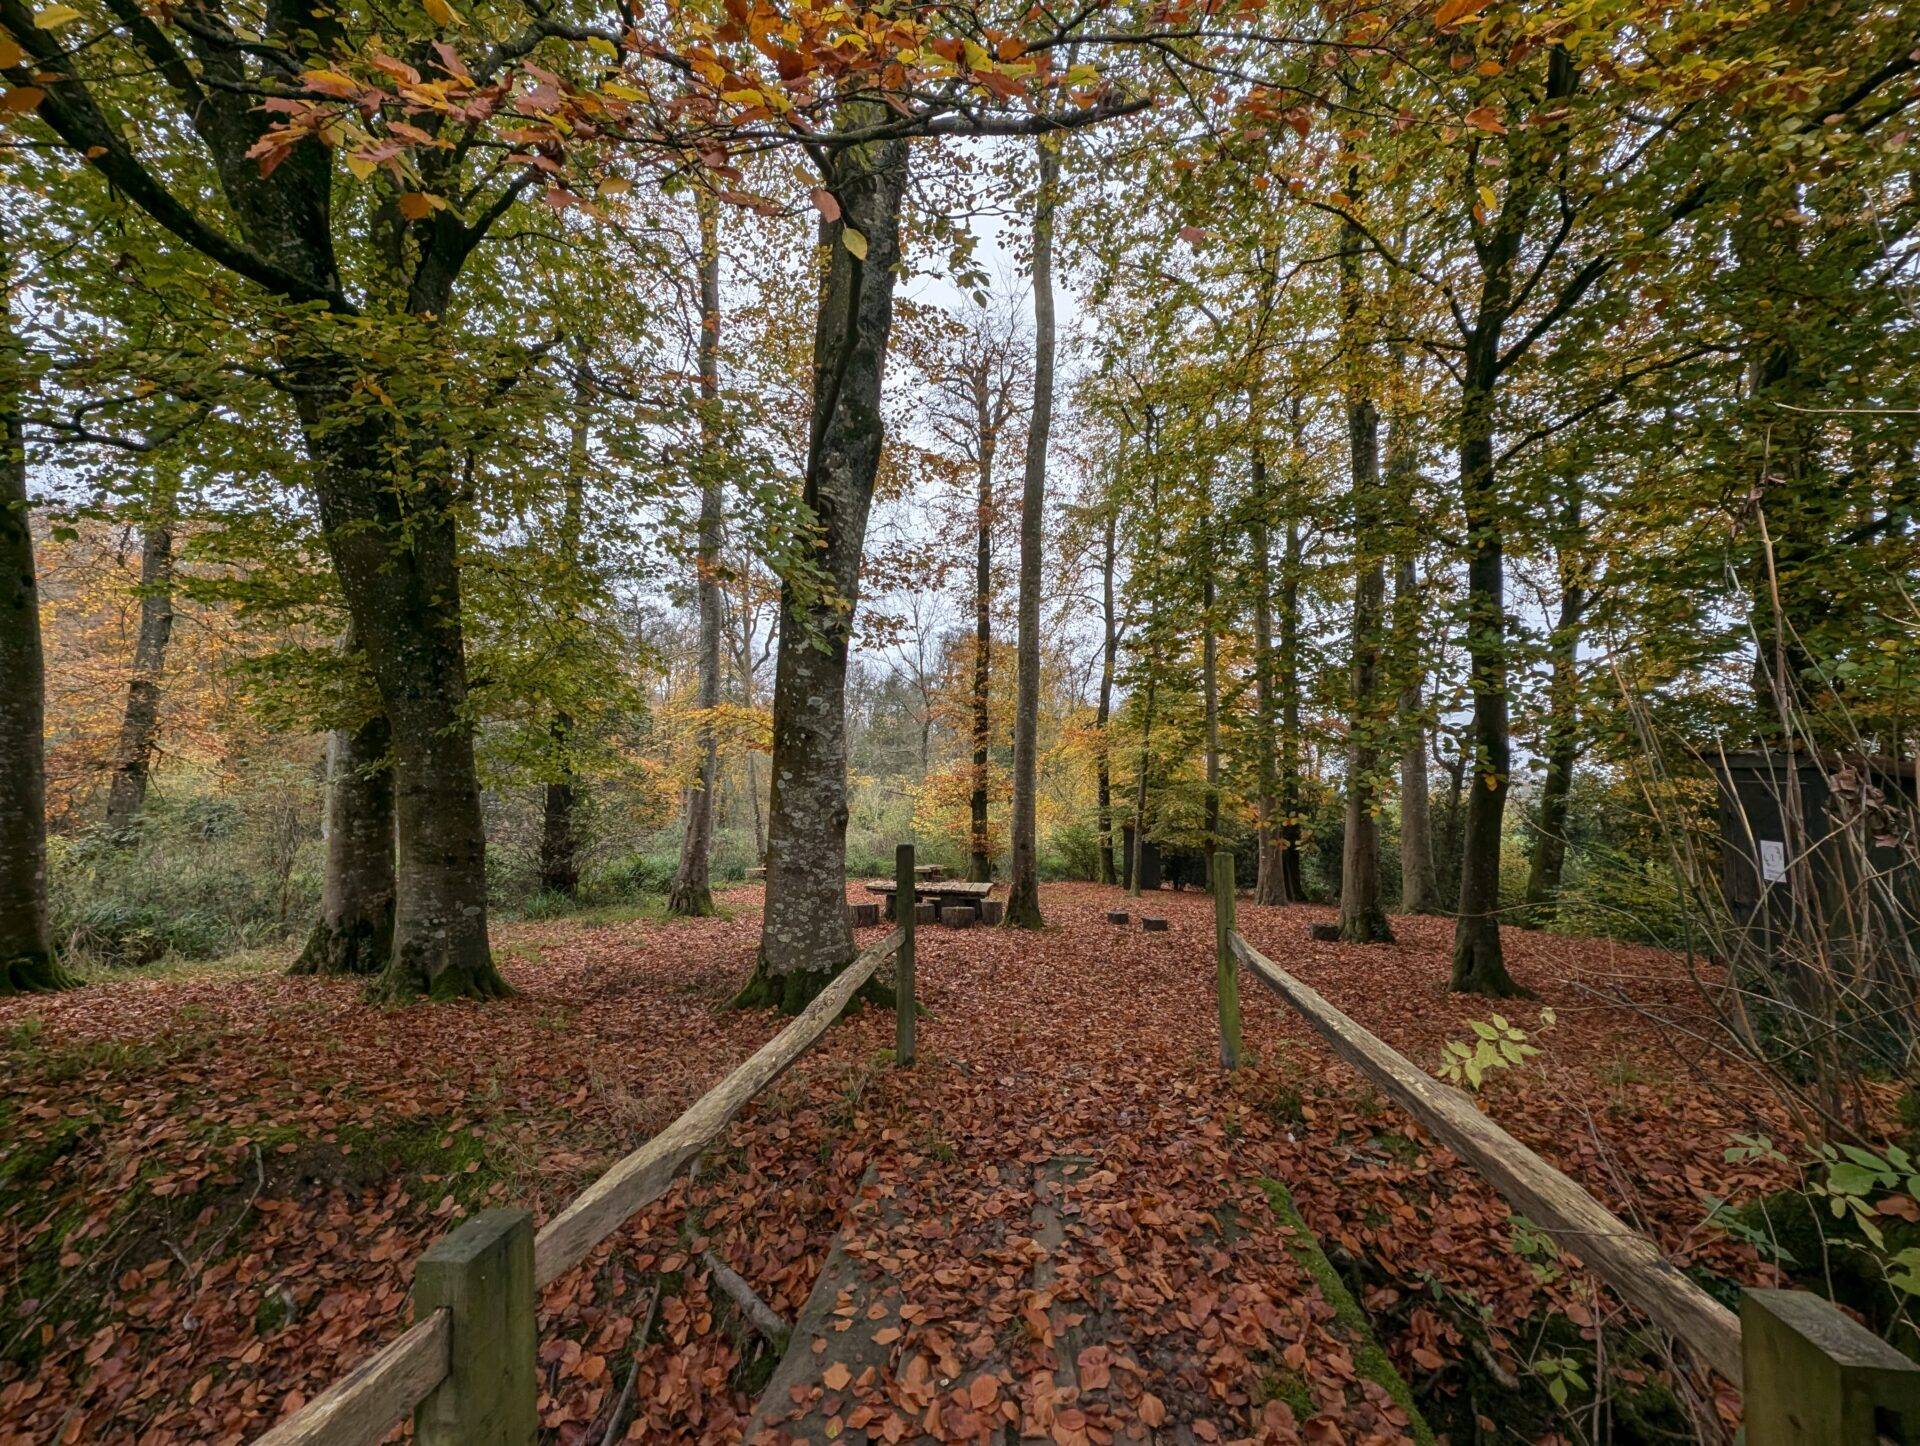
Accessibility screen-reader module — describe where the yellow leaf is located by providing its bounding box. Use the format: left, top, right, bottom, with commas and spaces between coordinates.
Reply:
2, 85, 44, 111
397, 192, 434, 219
0, 36, 23, 66
34, 3, 82, 28
422, 0, 459, 25
344, 150, 377, 181
1477, 185, 1497, 213
842, 227, 868, 261
600, 175, 632, 195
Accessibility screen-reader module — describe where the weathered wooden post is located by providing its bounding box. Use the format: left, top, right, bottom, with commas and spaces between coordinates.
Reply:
1742, 1289, 1920, 1443
413, 1208, 536, 1446
1213, 850, 1242, 1070
895, 842, 916, 1068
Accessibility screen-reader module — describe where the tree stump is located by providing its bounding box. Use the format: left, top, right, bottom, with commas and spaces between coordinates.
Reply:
1309, 923, 1341, 942
942, 905, 977, 928
979, 900, 1005, 926
847, 902, 880, 928
1141, 916, 1169, 933
1106, 910, 1129, 925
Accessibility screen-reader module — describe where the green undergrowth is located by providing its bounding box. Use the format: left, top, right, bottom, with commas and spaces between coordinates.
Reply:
1254, 1177, 1437, 1443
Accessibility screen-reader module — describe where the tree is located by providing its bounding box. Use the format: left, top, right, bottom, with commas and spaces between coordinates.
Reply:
669, 198, 726, 918
101, 483, 176, 841
0, 209, 71, 996
915, 299, 1030, 883
1005, 134, 1062, 930
1335, 216, 1393, 943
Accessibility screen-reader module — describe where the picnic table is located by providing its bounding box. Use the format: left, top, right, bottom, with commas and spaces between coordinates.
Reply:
865, 878, 993, 922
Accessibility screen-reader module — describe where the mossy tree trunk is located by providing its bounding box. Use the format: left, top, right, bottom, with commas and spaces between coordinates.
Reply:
1, 213, 71, 997
294, 708, 395, 977
739, 123, 910, 1012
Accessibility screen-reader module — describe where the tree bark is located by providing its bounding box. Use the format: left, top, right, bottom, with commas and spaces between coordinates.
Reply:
1394, 556, 1441, 913
1095, 496, 1119, 886
1129, 674, 1156, 899
103, 505, 176, 842
671, 200, 725, 917
1277, 521, 1307, 903
1202, 539, 1221, 870
1449, 367, 1524, 996
738, 124, 909, 1011
1251, 459, 1288, 906
293, 706, 395, 976
967, 409, 994, 883
1, 212, 70, 996
1004, 135, 1060, 930
1524, 490, 1586, 921
1338, 224, 1393, 943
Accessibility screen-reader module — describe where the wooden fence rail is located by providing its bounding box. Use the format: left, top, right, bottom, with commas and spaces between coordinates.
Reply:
1213, 883, 1920, 1443
255, 900, 911, 1446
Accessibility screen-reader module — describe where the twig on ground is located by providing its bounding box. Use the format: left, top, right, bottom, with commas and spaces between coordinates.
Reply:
599, 1279, 664, 1446
702, 1249, 792, 1350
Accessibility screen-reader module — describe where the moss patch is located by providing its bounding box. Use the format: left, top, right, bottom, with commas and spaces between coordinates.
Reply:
1254, 1177, 1438, 1444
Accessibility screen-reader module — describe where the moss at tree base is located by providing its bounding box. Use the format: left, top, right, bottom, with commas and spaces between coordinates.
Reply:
288, 916, 389, 977
0, 949, 77, 997
367, 945, 514, 1003
730, 951, 897, 1016
666, 881, 716, 919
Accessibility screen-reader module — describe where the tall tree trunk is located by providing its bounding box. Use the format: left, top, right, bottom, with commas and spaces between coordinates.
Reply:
967, 429, 993, 883
671, 200, 725, 917
1095, 497, 1118, 886
1394, 556, 1440, 913
1004, 134, 1060, 930
1202, 541, 1221, 870
103, 504, 176, 842
1251, 460, 1288, 906
298, 405, 506, 1001
1524, 490, 1586, 921
539, 370, 593, 901
1128, 675, 1157, 899
293, 704, 395, 976
1278, 521, 1307, 903
1449, 365, 1524, 996
539, 717, 579, 898
1338, 223, 1393, 943
738, 125, 909, 1011
0, 213, 70, 996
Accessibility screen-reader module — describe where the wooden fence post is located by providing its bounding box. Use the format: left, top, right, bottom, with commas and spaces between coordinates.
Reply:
1742, 1288, 1920, 1444
1213, 850, 1242, 1070
413, 1208, 536, 1446
895, 842, 916, 1067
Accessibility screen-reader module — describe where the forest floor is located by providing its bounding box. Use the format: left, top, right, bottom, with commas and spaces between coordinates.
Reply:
0, 882, 1806, 1445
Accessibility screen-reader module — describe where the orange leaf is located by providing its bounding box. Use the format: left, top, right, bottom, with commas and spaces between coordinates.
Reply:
1464, 105, 1506, 134
1433, 0, 1493, 27
823, 1362, 852, 1391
